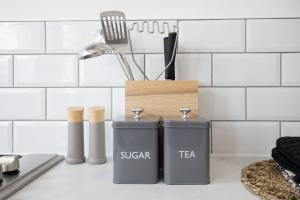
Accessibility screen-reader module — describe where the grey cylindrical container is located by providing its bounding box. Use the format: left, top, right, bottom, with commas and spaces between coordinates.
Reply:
112, 108, 160, 184
163, 108, 210, 185
66, 107, 85, 164
87, 107, 107, 165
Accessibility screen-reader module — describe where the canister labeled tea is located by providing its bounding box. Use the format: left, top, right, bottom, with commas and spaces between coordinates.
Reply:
112, 108, 160, 184
66, 107, 85, 164
163, 108, 210, 185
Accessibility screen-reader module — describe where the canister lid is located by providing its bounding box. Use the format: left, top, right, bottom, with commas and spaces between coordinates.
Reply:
163, 117, 210, 128
113, 116, 161, 129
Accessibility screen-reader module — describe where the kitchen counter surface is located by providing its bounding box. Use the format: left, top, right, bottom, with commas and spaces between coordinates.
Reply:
8, 156, 267, 200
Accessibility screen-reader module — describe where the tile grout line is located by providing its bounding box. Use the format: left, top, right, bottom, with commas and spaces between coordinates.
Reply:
1, 17, 300, 23
11, 120, 14, 153
144, 53, 147, 79
12, 55, 15, 87
244, 19, 247, 52
77, 55, 80, 87
245, 87, 247, 120
1, 52, 300, 56
111, 87, 113, 120
176, 19, 180, 54
177, 51, 300, 54
44, 21, 47, 53
211, 54, 213, 86
0, 119, 299, 122
45, 88, 47, 120
0, 119, 113, 122
143, 53, 146, 80
210, 120, 300, 122
210, 122, 213, 154
1, 86, 300, 89
279, 121, 282, 137
280, 53, 282, 86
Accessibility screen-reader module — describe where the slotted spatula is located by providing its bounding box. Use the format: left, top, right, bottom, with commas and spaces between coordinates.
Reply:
100, 11, 148, 80
100, 11, 134, 80
100, 11, 128, 45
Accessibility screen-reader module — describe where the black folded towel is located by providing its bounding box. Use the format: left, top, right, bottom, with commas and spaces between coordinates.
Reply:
277, 137, 300, 165
272, 137, 300, 183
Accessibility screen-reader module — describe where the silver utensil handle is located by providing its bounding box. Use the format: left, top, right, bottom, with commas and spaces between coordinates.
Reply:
120, 54, 134, 80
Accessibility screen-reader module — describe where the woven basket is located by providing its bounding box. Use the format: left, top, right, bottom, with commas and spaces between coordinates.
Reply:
241, 160, 300, 200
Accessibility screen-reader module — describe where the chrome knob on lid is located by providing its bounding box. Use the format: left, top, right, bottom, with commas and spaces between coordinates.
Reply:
132, 108, 144, 119
179, 108, 191, 119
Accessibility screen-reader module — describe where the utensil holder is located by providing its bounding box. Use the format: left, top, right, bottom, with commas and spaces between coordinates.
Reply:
125, 80, 198, 118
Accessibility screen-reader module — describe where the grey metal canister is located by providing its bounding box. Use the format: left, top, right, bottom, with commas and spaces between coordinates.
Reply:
87, 106, 106, 165
112, 108, 160, 184
163, 108, 210, 185
66, 107, 85, 164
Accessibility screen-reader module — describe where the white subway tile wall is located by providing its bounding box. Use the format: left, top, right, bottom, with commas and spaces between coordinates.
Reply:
14, 55, 78, 87
247, 88, 300, 120
0, 18, 299, 156
112, 88, 125, 119
13, 121, 114, 156
281, 122, 300, 137
247, 19, 300, 52
0, 22, 45, 54
178, 20, 245, 52
0, 121, 12, 153
282, 53, 300, 86
46, 21, 102, 53
47, 88, 111, 120
0, 88, 45, 120
176, 54, 211, 86
0, 56, 13, 87
198, 88, 245, 120
212, 122, 279, 155
13, 121, 68, 154
213, 53, 280, 86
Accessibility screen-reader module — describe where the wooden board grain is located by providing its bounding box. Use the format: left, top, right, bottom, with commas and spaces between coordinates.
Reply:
125, 80, 198, 117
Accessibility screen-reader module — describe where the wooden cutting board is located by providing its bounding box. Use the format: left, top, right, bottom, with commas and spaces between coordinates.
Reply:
125, 80, 198, 117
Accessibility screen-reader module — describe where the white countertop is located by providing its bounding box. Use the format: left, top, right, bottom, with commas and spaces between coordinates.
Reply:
8, 156, 266, 200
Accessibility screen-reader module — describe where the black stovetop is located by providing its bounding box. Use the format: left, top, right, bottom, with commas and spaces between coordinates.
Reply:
0, 154, 64, 200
